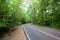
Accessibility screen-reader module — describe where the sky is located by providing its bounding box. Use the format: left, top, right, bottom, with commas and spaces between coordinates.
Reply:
22, 0, 32, 12
19, 0, 37, 13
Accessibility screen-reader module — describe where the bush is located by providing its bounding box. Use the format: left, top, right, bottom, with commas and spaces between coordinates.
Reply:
51, 22, 60, 29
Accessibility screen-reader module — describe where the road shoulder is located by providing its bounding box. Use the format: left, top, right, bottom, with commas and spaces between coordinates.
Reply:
0, 25, 26, 40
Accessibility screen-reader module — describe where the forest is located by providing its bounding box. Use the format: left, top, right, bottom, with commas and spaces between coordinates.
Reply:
0, 0, 60, 36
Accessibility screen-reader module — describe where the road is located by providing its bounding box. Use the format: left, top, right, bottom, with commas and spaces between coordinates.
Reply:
22, 24, 60, 40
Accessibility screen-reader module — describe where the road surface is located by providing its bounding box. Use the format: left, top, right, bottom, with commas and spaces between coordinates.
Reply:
23, 24, 60, 40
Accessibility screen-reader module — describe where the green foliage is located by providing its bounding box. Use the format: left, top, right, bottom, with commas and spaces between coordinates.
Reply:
0, 0, 24, 34
51, 22, 60, 29
0, 0, 60, 34
27, 0, 60, 29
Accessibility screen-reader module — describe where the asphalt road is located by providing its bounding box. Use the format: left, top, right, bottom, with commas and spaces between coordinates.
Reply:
23, 24, 60, 40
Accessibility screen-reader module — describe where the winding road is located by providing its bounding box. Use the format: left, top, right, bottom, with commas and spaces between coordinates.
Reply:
23, 24, 60, 40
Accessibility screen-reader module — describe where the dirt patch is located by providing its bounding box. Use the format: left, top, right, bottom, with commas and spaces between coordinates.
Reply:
0, 25, 26, 40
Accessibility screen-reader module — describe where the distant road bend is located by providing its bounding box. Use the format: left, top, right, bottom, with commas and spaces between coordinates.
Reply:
23, 24, 60, 40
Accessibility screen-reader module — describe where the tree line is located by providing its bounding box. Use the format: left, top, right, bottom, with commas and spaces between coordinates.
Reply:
0, 0, 27, 36
27, 0, 60, 29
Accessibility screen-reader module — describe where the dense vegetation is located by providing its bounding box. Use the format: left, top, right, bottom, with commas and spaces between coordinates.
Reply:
0, 0, 60, 36
27, 0, 60, 29
0, 0, 27, 36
